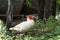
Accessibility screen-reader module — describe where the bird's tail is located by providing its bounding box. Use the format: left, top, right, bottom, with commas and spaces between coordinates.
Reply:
9, 27, 14, 30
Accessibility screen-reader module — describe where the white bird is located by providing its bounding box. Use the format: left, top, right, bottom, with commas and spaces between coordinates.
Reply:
9, 15, 35, 35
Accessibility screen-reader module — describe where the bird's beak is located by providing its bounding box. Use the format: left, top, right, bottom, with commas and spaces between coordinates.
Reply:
33, 16, 38, 19
32, 16, 35, 18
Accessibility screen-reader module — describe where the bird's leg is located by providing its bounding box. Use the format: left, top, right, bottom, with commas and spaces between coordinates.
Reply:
24, 32, 27, 37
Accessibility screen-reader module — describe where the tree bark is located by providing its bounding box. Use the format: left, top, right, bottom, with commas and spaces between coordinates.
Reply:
44, 0, 56, 19
38, 0, 45, 19
6, 0, 13, 31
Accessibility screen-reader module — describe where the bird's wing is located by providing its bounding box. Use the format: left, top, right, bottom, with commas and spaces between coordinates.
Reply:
14, 21, 27, 28
14, 20, 34, 32
9, 21, 27, 31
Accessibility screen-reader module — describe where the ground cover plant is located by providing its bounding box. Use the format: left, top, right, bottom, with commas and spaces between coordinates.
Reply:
0, 16, 60, 40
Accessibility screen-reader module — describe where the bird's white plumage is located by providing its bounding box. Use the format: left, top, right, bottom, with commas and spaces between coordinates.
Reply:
9, 19, 34, 32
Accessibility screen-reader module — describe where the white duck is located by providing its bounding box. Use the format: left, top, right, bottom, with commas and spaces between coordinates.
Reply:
9, 15, 35, 35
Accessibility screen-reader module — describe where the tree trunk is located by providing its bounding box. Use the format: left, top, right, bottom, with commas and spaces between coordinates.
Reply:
6, 0, 13, 31
38, 0, 45, 19
44, 0, 56, 19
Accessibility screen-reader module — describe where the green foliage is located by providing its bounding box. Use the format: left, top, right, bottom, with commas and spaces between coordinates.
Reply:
25, 0, 33, 8
33, 16, 57, 32
0, 16, 60, 40
57, 0, 60, 4
56, 0, 60, 12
